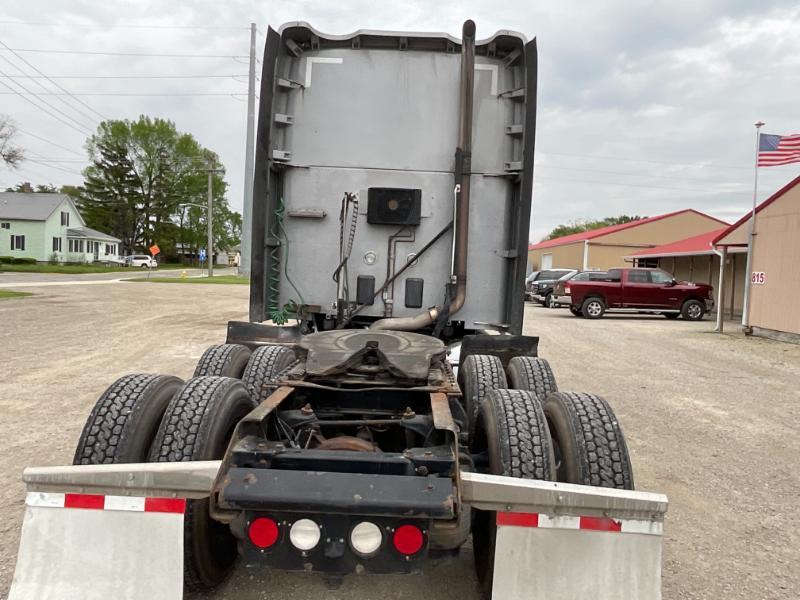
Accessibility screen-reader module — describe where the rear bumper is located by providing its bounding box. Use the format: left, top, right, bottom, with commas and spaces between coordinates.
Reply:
553, 294, 571, 306
222, 468, 456, 575
221, 468, 455, 518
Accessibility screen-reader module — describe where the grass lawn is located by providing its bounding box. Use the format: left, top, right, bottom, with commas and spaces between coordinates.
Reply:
0, 262, 206, 274
0, 289, 33, 300
127, 275, 248, 285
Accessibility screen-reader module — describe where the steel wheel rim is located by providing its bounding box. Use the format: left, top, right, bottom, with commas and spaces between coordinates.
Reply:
687, 304, 702, 319
587, 301, 601, 316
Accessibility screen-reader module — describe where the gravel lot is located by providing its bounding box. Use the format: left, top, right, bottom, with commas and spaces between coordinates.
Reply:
1, 281, 798, 599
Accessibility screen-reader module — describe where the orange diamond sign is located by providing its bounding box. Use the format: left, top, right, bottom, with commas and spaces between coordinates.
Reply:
149, 244, 161, 256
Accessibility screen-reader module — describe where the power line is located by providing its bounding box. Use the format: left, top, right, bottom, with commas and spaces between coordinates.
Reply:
1, 48, 248, 58
0, 20, 249, 31
542, 151, 752, 171
535, 175, 739, 195
0, 73, 248, 79
537, 164, 747, 186
16, 128, 84, 157
0, 39, 107, 121
0, 91, 248, 97
0, 70, 93, 135
27, 158, 83, 176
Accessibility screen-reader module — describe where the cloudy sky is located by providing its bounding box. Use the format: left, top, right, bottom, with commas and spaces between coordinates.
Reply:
1, 0, 798, 242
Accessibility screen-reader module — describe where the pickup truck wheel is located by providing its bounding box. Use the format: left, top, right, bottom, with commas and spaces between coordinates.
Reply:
569, 306, 582, 317
543, 392, 633, 489
545, 292, 555, 308
581, 297, 605, 319
241, 344, 296, 401
194, 344, 252, 378
472, 389, 555, 599
73, 374, 183, 464
150, 376, 257, 590
507, 356, 558, 399
682, 299, 705, 321
458, 354, 507, 444
664, 312, 680, 320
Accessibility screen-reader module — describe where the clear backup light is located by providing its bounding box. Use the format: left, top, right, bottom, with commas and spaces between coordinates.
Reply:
350, 521, 383, 556
289, 519, 321, 551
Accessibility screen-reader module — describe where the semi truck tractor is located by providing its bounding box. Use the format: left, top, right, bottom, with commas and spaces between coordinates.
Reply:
9, 20, 668, 600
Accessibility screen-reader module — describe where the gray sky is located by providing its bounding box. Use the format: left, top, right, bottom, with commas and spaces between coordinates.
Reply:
1, 1, 798, 242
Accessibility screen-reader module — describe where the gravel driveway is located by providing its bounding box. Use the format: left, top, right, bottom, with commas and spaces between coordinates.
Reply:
1, 285, 798, 599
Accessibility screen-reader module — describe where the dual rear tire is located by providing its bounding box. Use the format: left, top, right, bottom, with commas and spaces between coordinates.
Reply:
466, 354, 633, 598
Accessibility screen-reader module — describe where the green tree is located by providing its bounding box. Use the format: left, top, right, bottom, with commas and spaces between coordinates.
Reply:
4, 182, 59, 193
542, 215, 646, 241
0, 115, 24, 168
78, 116, 239, 256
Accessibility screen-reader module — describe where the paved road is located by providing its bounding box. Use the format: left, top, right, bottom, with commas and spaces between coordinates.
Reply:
1, 286, 798, 599
0, 267, 231, 286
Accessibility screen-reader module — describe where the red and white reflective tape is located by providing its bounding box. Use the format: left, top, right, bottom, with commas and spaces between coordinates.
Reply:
496, 512, 662, 536
25, 491, 185, 514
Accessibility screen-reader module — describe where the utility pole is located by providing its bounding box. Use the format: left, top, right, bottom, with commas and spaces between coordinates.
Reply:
241, 22, 257, 276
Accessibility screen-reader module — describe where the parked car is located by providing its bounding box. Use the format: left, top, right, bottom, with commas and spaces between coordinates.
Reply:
123, 255, 158, 269
530, 269, 578, 307
567, 267, 714, 320
525, 268, 575, 301
552, 270, 609, 314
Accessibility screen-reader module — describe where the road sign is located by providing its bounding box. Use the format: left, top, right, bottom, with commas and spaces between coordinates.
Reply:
199, 249, 207, 262
149, 244, 160, 257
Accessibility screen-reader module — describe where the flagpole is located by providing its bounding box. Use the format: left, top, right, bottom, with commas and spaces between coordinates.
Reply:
741, 121, 764, 332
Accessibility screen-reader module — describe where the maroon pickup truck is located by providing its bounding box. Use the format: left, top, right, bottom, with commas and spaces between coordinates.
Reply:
566, 267, 714, 320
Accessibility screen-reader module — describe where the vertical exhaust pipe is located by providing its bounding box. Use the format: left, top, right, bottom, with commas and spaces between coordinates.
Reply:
449, 18, 476, 317
371, 20, 476, 330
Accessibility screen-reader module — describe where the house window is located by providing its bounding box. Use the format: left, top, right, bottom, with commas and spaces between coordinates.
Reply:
52, 237, 62, 252
11, 234, 25, 251
61, 211, 70, 226
68, 239, 84, 253
635, 258, 659, 269
87, 241, 93, 252
1, 222, 9, 229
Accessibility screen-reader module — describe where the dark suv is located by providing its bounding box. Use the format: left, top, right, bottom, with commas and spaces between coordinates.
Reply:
528, 269, 577, 306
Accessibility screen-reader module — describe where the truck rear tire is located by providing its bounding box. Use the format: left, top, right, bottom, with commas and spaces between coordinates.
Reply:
472, 389, 556, 599
681, 299, 705, 321
569, 306, 582, 317
543, 392, 634, 489
73, 374, 183, 464
581, 297, 606, 319
664, 312, 680, 319
458, 354, 507, 443
241, 344, 296, 401
506, 356, 558, 399
193, 344, 252, 378
150, 376, 257, 590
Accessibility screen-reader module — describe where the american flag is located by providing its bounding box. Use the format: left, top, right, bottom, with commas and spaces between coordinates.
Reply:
758, 133, 800, 167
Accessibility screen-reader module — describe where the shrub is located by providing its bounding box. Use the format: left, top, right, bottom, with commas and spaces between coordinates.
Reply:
10, 257, 37, 265
48, 252, 60, 265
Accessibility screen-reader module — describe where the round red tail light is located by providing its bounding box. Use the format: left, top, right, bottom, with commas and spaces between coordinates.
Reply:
248, 517, 279, 548
392, 524, 424, 555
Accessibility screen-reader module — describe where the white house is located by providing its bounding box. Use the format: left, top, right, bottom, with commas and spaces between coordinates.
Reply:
0, 192, 121, 263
